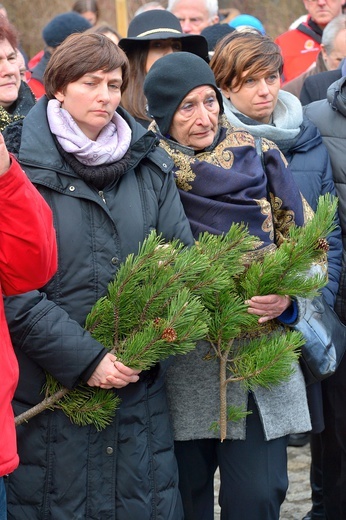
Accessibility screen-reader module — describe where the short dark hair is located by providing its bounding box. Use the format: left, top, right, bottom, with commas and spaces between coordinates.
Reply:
0, 14, 18, 49
44, 32, 129, 100
210, 31, 283, 92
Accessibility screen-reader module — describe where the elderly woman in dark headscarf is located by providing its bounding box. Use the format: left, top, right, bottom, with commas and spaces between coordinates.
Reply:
144, 51, 312, 520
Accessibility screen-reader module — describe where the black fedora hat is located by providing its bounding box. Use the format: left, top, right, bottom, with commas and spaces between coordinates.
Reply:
118, 10, 209, 61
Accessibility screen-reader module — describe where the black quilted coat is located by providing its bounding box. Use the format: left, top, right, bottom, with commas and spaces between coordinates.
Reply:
4, 97, 193, 520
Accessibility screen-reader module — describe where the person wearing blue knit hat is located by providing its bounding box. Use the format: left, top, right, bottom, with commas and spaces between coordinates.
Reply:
28, 12, 92, 99
229, 13, 266, 34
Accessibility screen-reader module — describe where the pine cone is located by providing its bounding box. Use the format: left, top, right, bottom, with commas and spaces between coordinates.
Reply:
153, 317, 162, 327
317, 238, 329, 252
161, 328, 177, 342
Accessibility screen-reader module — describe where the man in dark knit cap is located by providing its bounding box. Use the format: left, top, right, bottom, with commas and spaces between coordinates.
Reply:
200, 23, 234, 58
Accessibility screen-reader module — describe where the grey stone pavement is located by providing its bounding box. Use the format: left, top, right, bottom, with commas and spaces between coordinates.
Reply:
213, 443, 312, 519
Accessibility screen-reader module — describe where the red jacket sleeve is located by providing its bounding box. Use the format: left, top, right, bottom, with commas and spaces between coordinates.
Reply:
275, 24, 320, 84
27, 77, 46, 99
0, 156, 57, 295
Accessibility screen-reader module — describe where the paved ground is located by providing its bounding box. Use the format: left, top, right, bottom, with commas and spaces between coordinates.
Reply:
280, 444, 312, 520
213, 443, 312, 519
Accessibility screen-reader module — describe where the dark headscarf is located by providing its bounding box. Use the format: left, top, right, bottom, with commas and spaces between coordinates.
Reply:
144, 52, 223, 136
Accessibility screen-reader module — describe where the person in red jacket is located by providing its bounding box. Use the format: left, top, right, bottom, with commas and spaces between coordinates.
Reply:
275, 0, 343, 84
0, 134, 57, 520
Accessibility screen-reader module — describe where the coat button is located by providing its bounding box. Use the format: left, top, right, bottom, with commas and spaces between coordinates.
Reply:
111, 257, 119, 265
69, 186, 75, 192
106, 447, 113, 455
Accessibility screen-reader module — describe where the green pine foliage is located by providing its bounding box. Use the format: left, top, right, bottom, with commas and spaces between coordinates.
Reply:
15, 195, 338, 437
45, 374, 121, 431
231, 330, 304, 390
238, 195, 336, 300
189, 194, 337, 439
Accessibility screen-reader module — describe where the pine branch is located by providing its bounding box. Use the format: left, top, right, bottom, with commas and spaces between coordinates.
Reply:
219, 338, 233, 441
15, 387, 70, 427
228, 330, 303, 388
15, 195, 337, 434
210, 406, 251, 435
56, 385, 121, 431
198, 195, 338, 438
16, 233, 211, 429
238, 194, 337, 300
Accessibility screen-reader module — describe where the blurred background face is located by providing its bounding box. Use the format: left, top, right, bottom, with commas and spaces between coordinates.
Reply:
169, 85, 220, 150
80, 10, 97, 25
0, 39, 20, 108
303, 0, 343, 28
16, 50, 27, 82
223, 71, 281, 124
145, 39, 182, 72
321, 28, 346, 68
170, 0, 218, 34
102, 31, 119, 45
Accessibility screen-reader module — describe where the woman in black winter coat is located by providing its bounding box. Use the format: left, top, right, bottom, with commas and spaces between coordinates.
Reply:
3, 33, 193, 520
210, 30, 342, 520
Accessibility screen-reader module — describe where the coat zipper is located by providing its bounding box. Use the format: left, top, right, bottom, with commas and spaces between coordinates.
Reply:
98, 191, 107, 204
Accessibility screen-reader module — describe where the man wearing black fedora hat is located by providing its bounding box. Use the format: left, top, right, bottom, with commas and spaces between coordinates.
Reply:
118, 9, 208, 126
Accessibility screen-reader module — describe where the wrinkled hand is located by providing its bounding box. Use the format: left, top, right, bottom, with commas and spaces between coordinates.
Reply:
0, 133, 10, 177
245, 294, 291, 324
87, 353, 141, 389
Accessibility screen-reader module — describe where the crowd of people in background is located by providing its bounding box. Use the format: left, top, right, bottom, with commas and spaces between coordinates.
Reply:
1, 0, 346, 519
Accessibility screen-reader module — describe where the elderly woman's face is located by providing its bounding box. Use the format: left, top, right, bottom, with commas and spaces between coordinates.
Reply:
222, 70, 280, 124
169, 85, 220, 150
55, 68, 123, 141
0, 39, 21, 109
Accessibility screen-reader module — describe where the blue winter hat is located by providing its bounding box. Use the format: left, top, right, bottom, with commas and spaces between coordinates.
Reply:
229, 14, 266, 35
43, 12, 92, 48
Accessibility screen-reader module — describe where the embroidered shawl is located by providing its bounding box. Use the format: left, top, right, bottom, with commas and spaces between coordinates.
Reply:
152, 118, 306, 252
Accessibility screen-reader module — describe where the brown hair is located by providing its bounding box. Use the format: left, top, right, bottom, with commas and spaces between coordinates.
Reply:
44, 32, 129, 100
210, 31, 283, 92
93, 24, 121, 42
0, 14, 18, 49
120, 43, 151, 122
